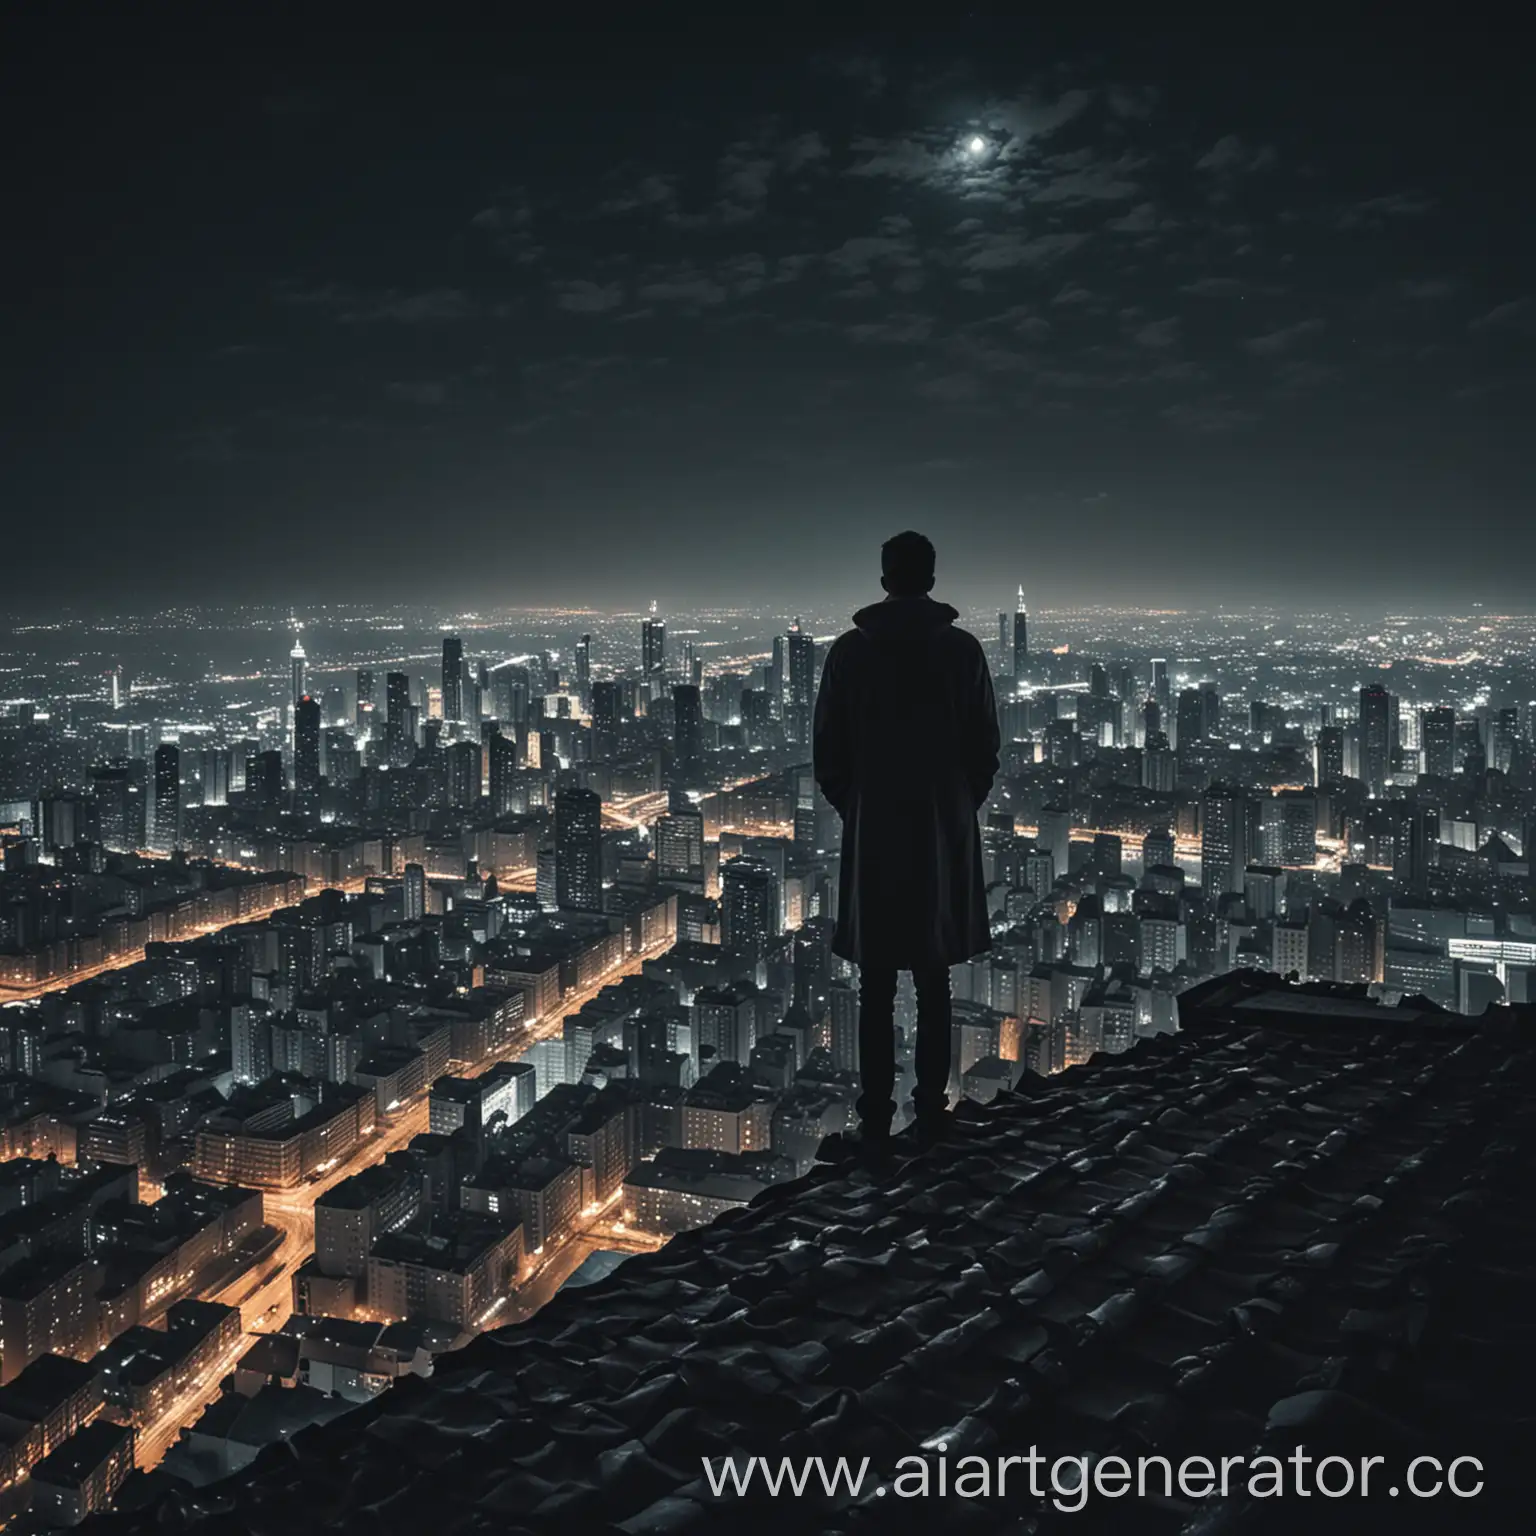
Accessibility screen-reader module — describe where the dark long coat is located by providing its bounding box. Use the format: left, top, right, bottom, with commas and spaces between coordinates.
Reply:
813, 595, 1001, 968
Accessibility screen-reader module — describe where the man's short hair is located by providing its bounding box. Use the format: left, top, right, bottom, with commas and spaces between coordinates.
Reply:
881, 530, 936, 595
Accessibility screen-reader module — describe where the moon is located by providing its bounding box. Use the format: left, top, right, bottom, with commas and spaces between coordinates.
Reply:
968, 135, 986, 155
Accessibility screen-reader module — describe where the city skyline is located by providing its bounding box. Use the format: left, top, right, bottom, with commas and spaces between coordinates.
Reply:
2, 13, 1530, 612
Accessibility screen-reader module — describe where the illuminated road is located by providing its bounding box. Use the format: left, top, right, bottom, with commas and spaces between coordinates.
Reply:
136, 933, 674, 1465
0, 891, 300, 1003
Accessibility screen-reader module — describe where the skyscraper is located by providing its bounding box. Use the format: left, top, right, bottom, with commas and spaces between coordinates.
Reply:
1420, 706, 1456, 779
672, 684, 703, 781
721, 856, 777, 955
1012, 586, 1028, 680
385, 672, 411, 765
997, 612, 1011, 679
1359, 683, 1392, 797
1151, 658, 1170, 719
403, 862, 426, 922
786, 619, 814, 746
488, 729, 517, 815
642, 611, 666, 690
1175, 688, 1204, 753
1201, 782, 1255, 898
445, 740, 480, 808
91, 759, 146, 852
355, 669, 375, 740
574, 634, 591, 703
294, 695, 322, 793
442, 636, 464, 723
151, 743, 181, 853
289, 625, 307, 713
655, 805, 705, 889
1316, 724, 1345, 783
555, 787, 603, 912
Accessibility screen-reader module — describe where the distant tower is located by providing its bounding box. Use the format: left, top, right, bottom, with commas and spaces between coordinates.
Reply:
289, 622, 307, 712
442, 635, 464, 723
786, 619, 815, 746
1012, 587, 1028, 680
642, 604, 667, 697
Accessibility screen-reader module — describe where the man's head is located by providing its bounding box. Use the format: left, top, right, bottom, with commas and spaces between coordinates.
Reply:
880, 530, 936, 596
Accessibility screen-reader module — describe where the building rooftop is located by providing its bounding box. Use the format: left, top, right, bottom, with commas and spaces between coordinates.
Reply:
29, 1418, 132, 1488
103, 975, 1536, 1532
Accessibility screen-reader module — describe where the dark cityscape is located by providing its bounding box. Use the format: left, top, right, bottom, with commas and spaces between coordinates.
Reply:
1, 13, 1532, 1534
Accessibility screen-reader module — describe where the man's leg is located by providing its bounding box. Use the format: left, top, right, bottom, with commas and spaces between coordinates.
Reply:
911, 964, 953, 1125
856, 963, 899, 1136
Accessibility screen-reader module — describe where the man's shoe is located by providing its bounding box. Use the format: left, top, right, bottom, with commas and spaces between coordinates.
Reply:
911, 1110, 960, 1149
816, 1124, 896, 1167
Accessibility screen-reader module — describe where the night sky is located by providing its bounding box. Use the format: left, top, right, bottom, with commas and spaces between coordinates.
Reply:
2, 13, 1529, 615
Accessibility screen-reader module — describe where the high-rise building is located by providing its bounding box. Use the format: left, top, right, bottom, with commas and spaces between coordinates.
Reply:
1175, 688, 1204, 753
445, 740, 480, 809
294, 696, 322, 793
1419, 706, 1455, 779
1201, 783, 1256, 898
642, 612, 667, 689
355, 669, 375, 740
997, 612, 1011, 679
574, 634, 591, 703
1199, 681, 1221, 740
488, 730, 517, 815
721, 856, 778, 955
786, 619, 815, 746
442, 636, 464, 723
555, 787, 603, 912
91, 759, 147, 852
1151, 658, 1170, 719
655, 806, 705, 888
1359, 684, 1393, 797
672, 684, 703, 781
1012, 587, 1029, 680
403, 862, 426, 921
151, 743, 181, 853
1316, 725, 1345, 783
385, 672, 411, 765
289, 626, 307, 714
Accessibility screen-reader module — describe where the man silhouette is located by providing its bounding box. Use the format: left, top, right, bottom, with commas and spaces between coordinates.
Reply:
813, 532, 1000, 1155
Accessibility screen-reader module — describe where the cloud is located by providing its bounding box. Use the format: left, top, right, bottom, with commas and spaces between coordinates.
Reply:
1196, 135, 1277, 174
597, 174, 677, 217
1105, 201, 1167, 233
1052, 283, 1098, 306
846, 313, 934, 345
1179, 276, 1245, 297
779, 131, 828, 174
637, 271, 729, 308
1132, 317, 1181, 350
1337, 192, 1436, 229
1398, 278, 1458, 299
1470, 297, 1536, 336
555, 281, 625, 314
1244, 319, 1325, 355
1029, 151, 1144, 205
960, 230, 1088, 271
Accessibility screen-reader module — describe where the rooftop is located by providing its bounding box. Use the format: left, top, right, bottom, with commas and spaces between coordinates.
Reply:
106, 976, 1535, 1532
